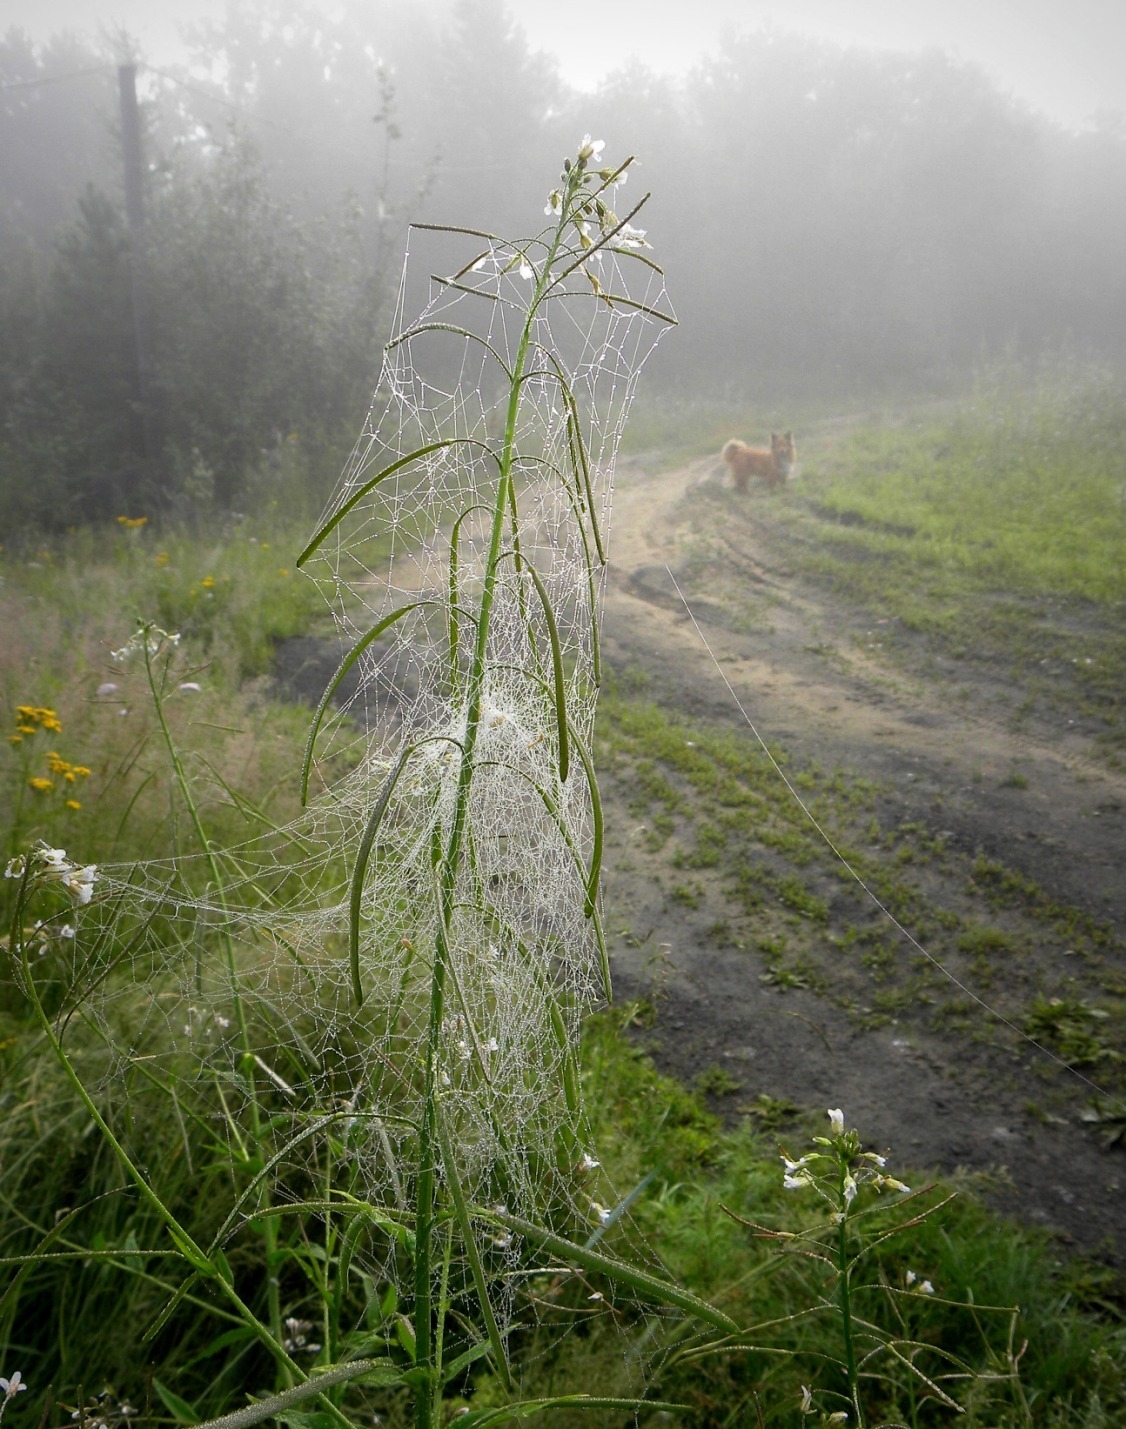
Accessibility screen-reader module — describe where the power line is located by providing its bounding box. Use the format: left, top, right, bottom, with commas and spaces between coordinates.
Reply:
0, 63, 115, 92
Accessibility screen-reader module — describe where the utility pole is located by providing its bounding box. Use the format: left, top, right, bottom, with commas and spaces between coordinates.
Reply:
118, 61, 156, 481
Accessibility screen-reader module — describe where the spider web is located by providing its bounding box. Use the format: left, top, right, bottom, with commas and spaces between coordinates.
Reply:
44, 188, 676, 1361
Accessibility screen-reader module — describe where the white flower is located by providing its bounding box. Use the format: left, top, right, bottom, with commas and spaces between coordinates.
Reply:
905, 1269, 917, 1285
577, 1153, 600, 1172
782, 1154, 812, 1174
64, 865, 97, 905
919, 1279, 935, 1295
0, 1373, 27, 1397
178, 682, 202, 693
800, 1384, 813, 1413
842, 1173, 858, 1206
96, 682, 119, 696
4, 857, 25, 879
577, 134, 605, 164
827, 1107, 845, 1136
518, 259, 534, 281
610, 223, 649, 250
783, 1172, 812, 1190
544, 190, 562, 216
880, 1175, 911, 1194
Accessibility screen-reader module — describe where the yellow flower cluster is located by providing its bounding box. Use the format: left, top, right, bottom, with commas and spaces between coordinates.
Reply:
46, 751, 92, 783
10, 705, 62, 742
9, 707, 90, 811
116, 515, 148, 529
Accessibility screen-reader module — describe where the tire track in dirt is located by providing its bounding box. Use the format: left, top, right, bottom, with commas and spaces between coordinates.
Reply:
597, 452, 1126, 1260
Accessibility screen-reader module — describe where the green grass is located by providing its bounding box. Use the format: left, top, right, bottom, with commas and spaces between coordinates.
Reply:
714, 361, 1126, 760
3, 375, 1126, 1426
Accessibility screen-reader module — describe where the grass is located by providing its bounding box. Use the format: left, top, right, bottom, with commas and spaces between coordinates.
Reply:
2, 365, 1126, 1425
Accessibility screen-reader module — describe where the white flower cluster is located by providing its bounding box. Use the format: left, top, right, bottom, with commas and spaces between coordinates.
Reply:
781, 1107, 911, 1205
5, 843, 97, 905
111, 625, 181, 663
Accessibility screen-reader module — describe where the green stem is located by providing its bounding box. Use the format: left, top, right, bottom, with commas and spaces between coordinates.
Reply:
410, 188, 576, 1429
141, 632, 285, 1358
837, 1193, 863, 1427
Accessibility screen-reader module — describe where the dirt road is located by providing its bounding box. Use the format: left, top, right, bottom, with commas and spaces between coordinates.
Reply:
598, 451, 1126, 1261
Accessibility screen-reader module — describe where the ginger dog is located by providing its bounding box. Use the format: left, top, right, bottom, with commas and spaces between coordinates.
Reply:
722, 432, 796, 491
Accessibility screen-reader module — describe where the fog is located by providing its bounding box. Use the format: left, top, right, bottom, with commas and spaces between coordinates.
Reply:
3, 0, 1126, 521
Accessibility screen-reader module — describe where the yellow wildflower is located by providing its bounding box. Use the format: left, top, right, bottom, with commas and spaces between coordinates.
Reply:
28, 777, 54, 793
116, 515, 148, 529
8, 734, 22, 745
154, 551, 170, 567
65, 800, 82, 811
200, 575, 216, 590
71, 765, 91, 778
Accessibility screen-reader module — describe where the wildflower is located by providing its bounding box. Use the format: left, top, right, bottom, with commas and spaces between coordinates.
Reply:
96, 683, 119, 696
784, 1171, 813, 1190
919, 1279, 935, 1294
15, 705, 62, 733
19, 845, 97, 905
63, 864, 97, 905
282, 1317, 321, 1355
200, 575, 216, 589
799, 1384, 813, 1413
0, 1372, 26, 1397
577, 134, 605, 165
878, 1175, 911, 1194
65, 800, 81, 811
116, 515, 148, 528
577, 1153, 600, 1173
842, 1173, 858, 1206
154, 551, 170, 566
518, 259, 534, 281
178, 682, 202, 693
827, 1107, 845, 1136
112, 626, 180, 662
610, 222, 649, 250
28, 777, 54, 793
544, 190, 562, 216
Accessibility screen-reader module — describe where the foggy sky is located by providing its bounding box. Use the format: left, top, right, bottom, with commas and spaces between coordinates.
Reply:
8, 0, 1126, 131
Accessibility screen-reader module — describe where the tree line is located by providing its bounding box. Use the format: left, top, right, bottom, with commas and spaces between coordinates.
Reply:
2, 0, 1125, 527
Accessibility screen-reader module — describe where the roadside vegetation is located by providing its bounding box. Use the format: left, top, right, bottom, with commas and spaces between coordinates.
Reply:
1, 366, 1124, 1425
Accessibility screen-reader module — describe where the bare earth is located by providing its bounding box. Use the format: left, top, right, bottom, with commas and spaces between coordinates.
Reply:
597, 452, 1126, 1264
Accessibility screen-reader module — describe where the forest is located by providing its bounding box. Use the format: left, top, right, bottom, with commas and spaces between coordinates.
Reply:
3, 0, 1126, 527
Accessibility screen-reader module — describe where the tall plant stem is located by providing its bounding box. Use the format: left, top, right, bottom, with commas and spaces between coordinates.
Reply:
410, 214, 571, 1429
142, 636, 285, 1357
838, 1209, 863, 1427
